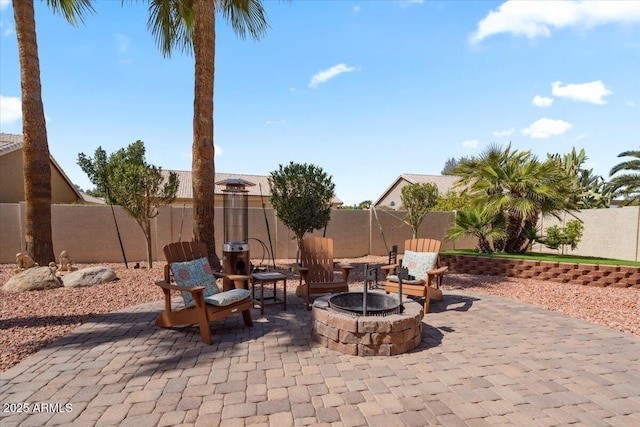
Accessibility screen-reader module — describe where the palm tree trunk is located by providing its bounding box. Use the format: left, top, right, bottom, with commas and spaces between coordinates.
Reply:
192, 0, 219, 267
14, 0, 55, 266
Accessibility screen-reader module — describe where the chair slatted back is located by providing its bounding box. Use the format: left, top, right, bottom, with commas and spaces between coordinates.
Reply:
300, 237, 335, 283
163, 242, 209, 282
405, 239, 441, 253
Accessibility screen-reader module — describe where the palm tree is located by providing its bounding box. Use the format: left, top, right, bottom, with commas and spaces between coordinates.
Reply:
446, 207, 505, 253
145, 0, 268, 267
454, 144, 578, 253
12, 0, 94, 265
608, 150, 640, 206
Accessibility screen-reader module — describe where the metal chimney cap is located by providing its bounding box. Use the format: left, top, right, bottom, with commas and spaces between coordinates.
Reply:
216, 177, 256, 192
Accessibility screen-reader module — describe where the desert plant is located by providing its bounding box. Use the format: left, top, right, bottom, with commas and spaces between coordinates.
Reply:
269, 162, 335, 252
401, 182, 438, 238
78, 141, 178, 268
542, 219, 584, 255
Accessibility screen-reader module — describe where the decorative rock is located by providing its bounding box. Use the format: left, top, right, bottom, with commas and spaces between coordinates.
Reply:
62, 267, 117, 288
3, 266, 62, 292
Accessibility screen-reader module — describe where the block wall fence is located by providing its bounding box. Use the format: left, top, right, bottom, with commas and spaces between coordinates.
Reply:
1, 203, 639, 264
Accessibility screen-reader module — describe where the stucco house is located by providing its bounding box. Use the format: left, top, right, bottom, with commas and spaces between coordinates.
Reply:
0, 133, 83, 204
374, 174, 460, 210
163, 170, 344, 209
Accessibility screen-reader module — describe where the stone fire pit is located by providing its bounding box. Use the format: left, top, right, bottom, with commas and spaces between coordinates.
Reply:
312, 292, 424, 356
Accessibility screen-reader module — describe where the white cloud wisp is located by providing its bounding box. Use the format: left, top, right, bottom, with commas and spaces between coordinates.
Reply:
532, 95, 554, 107
309, 64, 357, 89
0, 95, 21, 125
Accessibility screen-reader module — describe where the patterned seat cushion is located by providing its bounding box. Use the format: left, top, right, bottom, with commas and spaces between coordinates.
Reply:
171, 257, 220, 308
386, 275, 425, 285
205, 288, 251, 307
401, 251, 438, 281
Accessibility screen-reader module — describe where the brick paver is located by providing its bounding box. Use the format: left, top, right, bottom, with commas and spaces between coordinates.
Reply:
1, 287, 639, 426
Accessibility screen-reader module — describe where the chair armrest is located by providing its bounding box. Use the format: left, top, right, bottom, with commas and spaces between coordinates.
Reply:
381, 263, 399, 276
337, 264, 353, 282
427, 266, 448, 276
155, 280, 205, 294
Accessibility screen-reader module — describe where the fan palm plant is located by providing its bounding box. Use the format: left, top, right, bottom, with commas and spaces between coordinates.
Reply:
454, 144, 579, 253
608, 150, 640, 206
446, 207, 505, 253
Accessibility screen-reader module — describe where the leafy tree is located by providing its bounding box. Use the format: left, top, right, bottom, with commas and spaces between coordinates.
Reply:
548, 147, 610, 208
143, 0, 269, 267
269, 162, 335, 251
400, 182, 438, 238
441, 155, 475, 175
454, 144, 578, 253
13, 0, 94, 265
358, 200, 372, 210
78, 141, 179, 268
433, 191, 473, 211
446, 207, 506, 253
541, 219, 584, 255
608, 150, 640, 206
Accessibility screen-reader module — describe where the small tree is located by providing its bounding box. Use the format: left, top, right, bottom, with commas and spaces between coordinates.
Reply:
78, 141, 178, 268
434, 191, 473, 211
401, 182, 438, 238
269, 162, 335, 254
541, 219, 584, 255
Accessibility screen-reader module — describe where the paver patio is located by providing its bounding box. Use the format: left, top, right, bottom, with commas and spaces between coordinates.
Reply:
1, 287, 639, 426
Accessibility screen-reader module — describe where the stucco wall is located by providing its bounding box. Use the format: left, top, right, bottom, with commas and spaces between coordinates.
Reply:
1, 204, 638, 264
534, 207, 640, 261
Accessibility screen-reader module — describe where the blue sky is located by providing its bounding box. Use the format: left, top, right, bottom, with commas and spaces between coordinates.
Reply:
1, 0, 639, 206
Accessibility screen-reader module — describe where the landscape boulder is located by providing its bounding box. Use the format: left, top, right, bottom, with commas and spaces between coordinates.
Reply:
62, 267, 117, 288
2, 267, 62, 292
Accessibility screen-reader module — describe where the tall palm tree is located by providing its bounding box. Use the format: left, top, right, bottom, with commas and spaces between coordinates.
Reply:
608, 150, 640, 206
146, 0, 268, 267
12, 0, 94, 265
454, 144, 578, 253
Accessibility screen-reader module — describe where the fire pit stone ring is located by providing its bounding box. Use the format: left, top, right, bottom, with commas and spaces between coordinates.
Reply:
312, 292, 424, 356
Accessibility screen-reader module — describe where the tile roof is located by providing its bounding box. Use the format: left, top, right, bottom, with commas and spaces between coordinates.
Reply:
163, 169, 343, 204
374, 173, 461, 206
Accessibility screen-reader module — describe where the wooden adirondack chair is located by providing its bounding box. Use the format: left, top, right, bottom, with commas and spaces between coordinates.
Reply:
155, 242, 253, 344
382, 238, 448, 314
297, 237, 353, 311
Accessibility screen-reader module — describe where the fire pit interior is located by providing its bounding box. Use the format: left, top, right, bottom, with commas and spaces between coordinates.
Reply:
312, 291, 424, 356
328, 292, 400, 316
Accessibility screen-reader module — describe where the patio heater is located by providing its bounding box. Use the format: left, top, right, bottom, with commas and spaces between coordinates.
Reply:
217, 177, 255, 291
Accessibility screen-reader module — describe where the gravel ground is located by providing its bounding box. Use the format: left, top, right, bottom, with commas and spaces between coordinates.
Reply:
1, 256, 639, 372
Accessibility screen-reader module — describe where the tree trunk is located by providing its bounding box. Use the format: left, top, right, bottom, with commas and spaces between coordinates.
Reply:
144, 219, 153, 269
14, 0, 55, 266
192, 0, 219, 268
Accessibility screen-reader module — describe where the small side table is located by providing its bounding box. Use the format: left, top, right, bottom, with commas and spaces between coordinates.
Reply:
251, 272, 287, 315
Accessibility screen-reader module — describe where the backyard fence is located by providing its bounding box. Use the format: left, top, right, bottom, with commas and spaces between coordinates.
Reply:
0, 203, 638, 264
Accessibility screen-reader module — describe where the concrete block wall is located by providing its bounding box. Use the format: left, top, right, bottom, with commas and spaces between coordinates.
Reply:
441, 254, 640, 288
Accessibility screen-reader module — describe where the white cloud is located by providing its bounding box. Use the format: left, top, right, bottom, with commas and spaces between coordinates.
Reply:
532, 95, 554, 107
626, 101, 637, 107
0, 95, 22, 125
551, 80, 611, 104
353, 6, 361, 13
0, 0, 10, 11
462, 139, 479, 149
470, 0, 640, 44
309, 64, 357, 89
522, 118, 572, 139
493, 128, 514, 137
